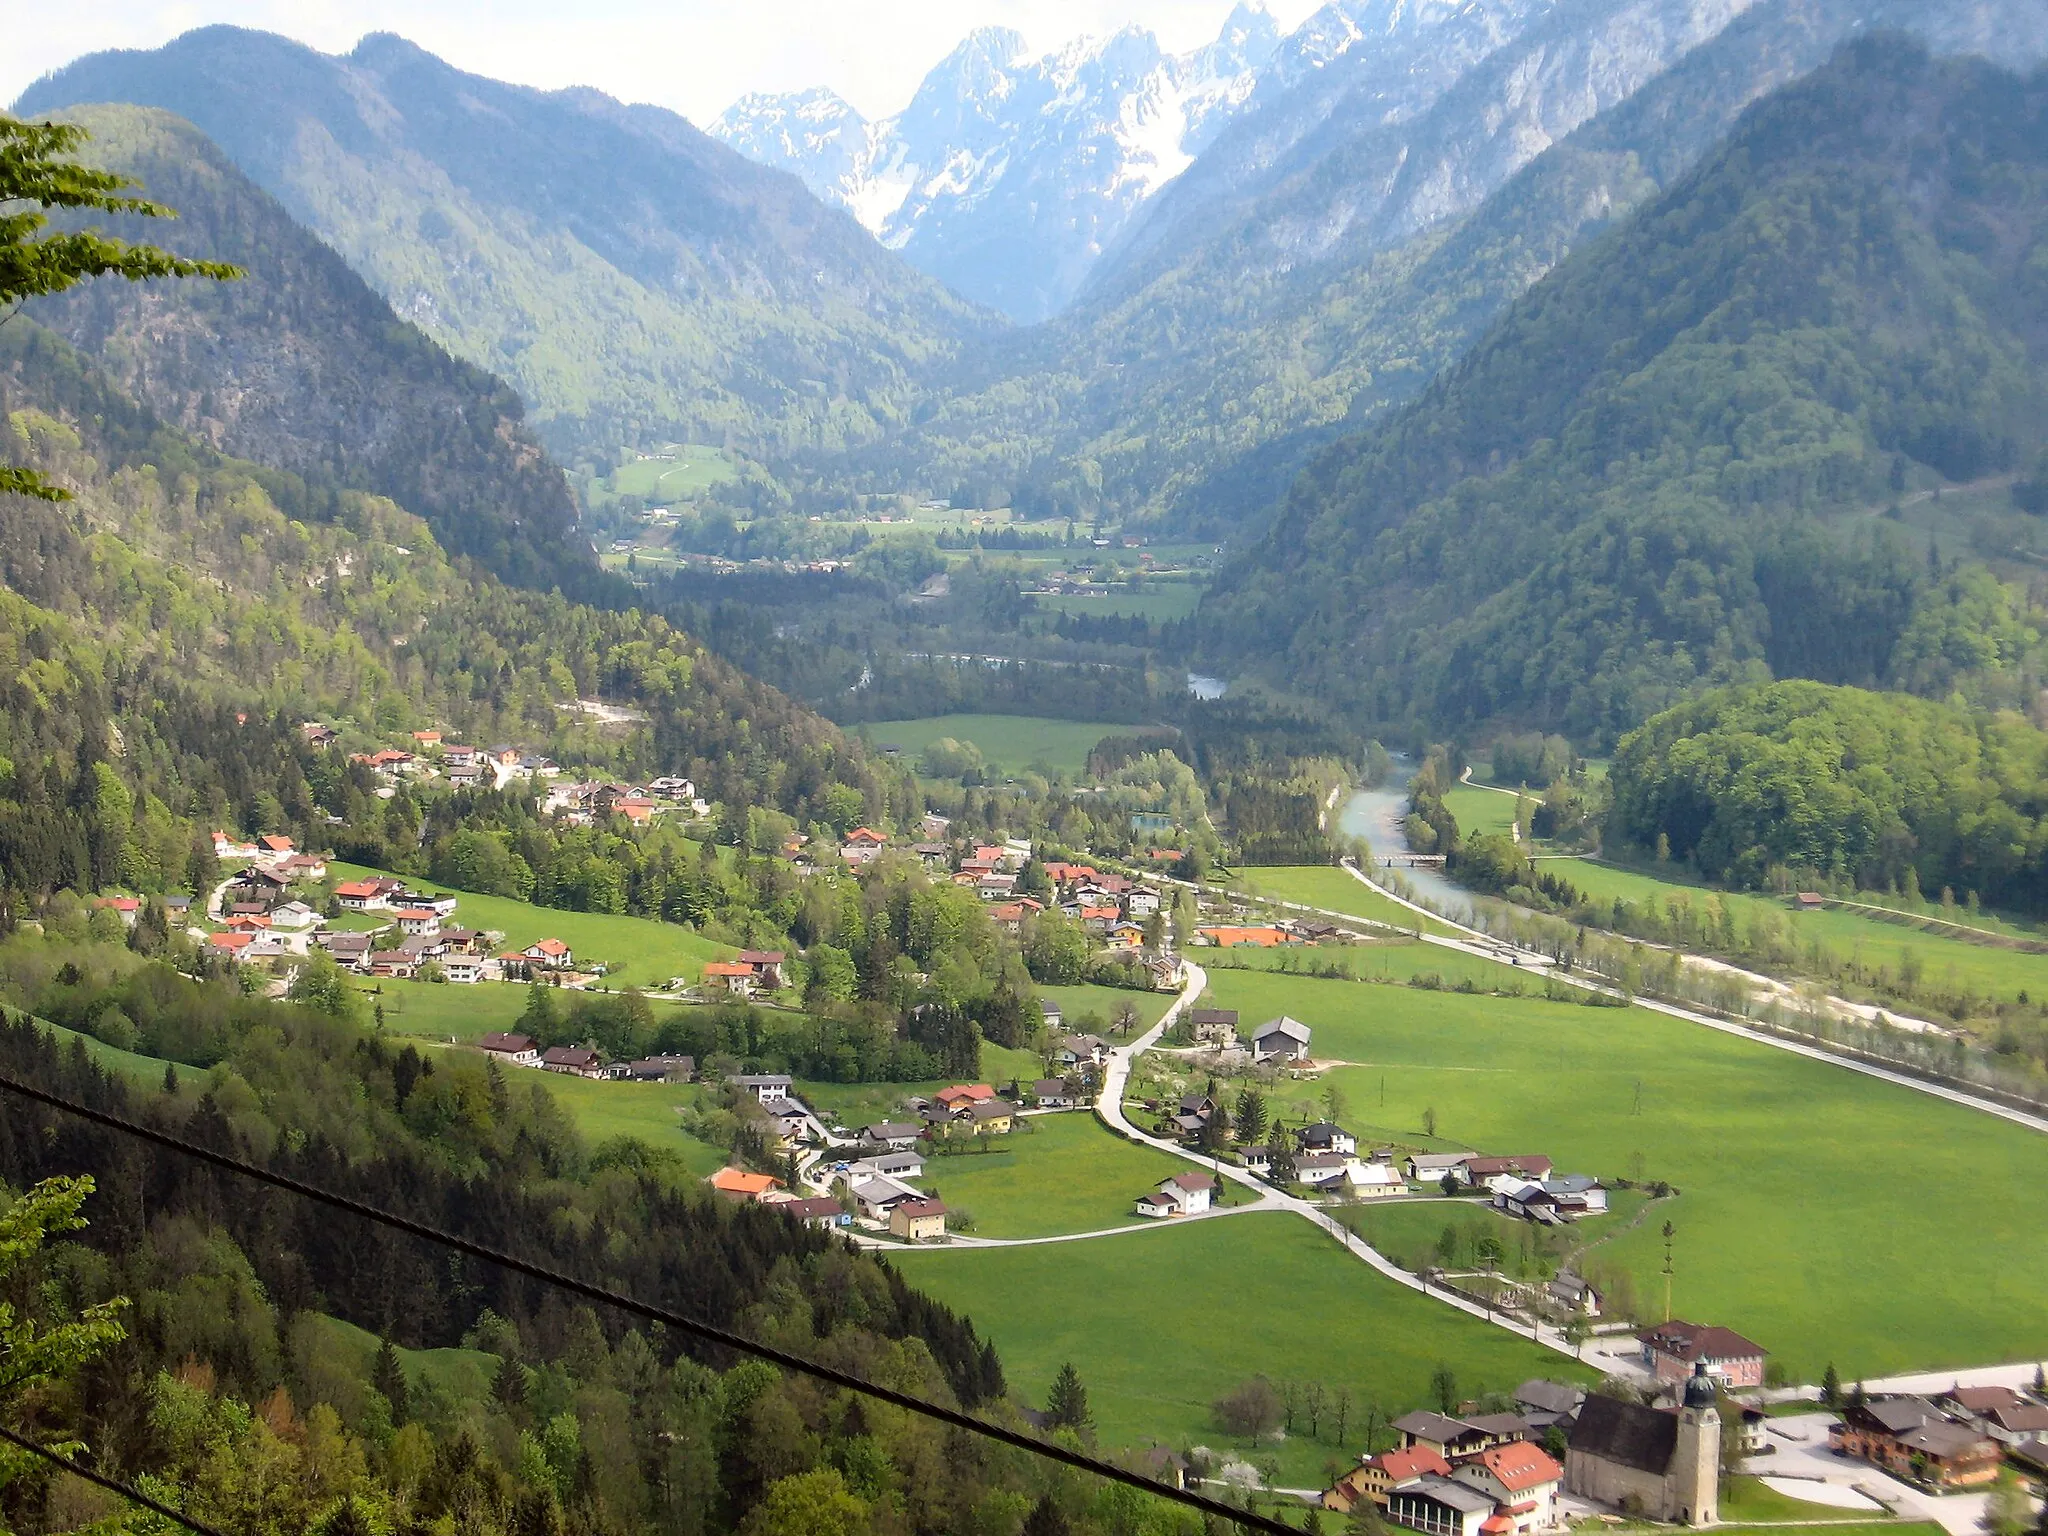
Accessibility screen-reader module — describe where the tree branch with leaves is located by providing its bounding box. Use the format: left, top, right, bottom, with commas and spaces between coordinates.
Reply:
1, 114, 241, 500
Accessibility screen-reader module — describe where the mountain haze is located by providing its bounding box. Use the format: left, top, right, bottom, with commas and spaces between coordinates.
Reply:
15, 27, 990, 463
1202, 37, 2048, 740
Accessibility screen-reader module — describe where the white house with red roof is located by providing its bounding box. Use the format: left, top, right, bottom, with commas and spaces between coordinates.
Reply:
522, 937, 574, 969
1449, 1442, 1563, 1535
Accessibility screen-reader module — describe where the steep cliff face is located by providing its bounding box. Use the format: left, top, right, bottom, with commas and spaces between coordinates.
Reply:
712, 8, 1284, 321
17, 27, 988, 460
25, 103, 612, 598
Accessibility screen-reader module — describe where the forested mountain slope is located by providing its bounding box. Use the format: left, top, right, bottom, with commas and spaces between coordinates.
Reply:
820, 0, 2048, 526
14, 27, 990, 462
1201, 38, 2048, 741
24, 104, 607, 599
0, 317, 901, 896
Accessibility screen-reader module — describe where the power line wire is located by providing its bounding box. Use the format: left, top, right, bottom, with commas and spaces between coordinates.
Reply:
0, 1423, 227, 1536
0, 1070, 1302, 1536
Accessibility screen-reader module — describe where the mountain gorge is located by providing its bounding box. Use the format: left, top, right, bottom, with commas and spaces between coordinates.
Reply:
15, 27, 989, 465
1202, 37, 2048, 741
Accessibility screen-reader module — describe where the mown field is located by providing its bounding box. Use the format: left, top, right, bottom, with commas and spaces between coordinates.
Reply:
912, 1111, 1237, 1237
860, 715, 1120, 778
897, 1212, 1586, 1486
1231, 865, 1462, 937
794, 1041, 1047, 1129
1194, 968, 2048, 1380
1552, 857, 2048, 1003
1197, 940, 1527, 992
1443, 784, 1524, 839
331, 863, 730, 989
607, 444, 736, 500
1038, 982, 1177, 1034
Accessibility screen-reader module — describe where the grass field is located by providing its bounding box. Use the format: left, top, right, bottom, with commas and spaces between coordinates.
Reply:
1715, 1476, 1884, 1524
301, 1313, 498, 1402
1232, 866, 1462, 937
1553, 858, 2048, 1003
1444, 784, 1524, 840
609, 445, 736, 501
860, 716, 1124, 778
1194, 969, 2048, 1380
481, 1061, 732, 1174
1039, 983, 1177, 1035
361, 979, 734, 1044
20, 1014, 176, 1086
332, 863, 730, 989
795, 1041, 1048, 1128
896, 1212, 1586, 1484
913, 1112, 1240, 1237
1197, 941, 1525, 992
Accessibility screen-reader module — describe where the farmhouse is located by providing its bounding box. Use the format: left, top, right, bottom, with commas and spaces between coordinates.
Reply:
934, 1083, 995, 1110
1032, 1078, 1084, 1108
1407, 1153, 1471, 1185
1133, 1171, 1215, 1219
1564, 1368, 1720, 1525
1830, 1398, 2003, 1488
1940, 1386, 2048, 1443
858, 1121, 924, 1152
523, 938, 575, 969
1465, 1155, 1554, 1186
335, 877, 404, 911
1637, 1320, 1767, 1388
735, 950, 787, 988
889, 1198, 947, 1242
1296, 1121, 1356, 1156
441, 956, 488, 984
708, 1167, 782, 1201
702, 960, 758, 996
395, 907, 442, 936
1037, 998, 1063, 1030
965, 1098, 1016, 1134
779, 1196, 851, 1230
478, 1032, 540, 1067
541, 1046, 606, 1078
849, 1176, 924, 1220
1247, 1016, 1312, 1063
621, 1055, 695, 1082
735, 1075, 793, 1104
1394, 1414, 1499, 1460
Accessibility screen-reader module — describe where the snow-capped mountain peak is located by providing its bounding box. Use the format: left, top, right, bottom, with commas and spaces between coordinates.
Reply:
708, 5, 1284, 320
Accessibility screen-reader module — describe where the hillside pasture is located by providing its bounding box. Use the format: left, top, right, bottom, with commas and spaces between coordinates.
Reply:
1195, 968, 2048, 1380
860, 715, 1123, 778
1231, 865, 1462, 937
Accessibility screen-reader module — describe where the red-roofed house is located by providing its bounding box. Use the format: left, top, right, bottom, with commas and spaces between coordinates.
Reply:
335, 878, 404, 911
257, 834, 294, 855
395, 908, 442, 937
209, 931, 256, 956
933, 1084, 995, 1110
1323, 1446, 1454, 1514
703, 961, 757, 997
709, 1167, 782, 1201
845, 826, 887, 845
888, 1198, 947, 1242
478, 1032, 540, 1067
736, 950, 787, 989
93, 896, 141, 926
1451, 1443, 1563, 1534
522, 938, 574, 969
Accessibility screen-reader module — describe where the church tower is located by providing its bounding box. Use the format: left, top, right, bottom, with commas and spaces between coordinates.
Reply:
1671, 1361, 1722, 1526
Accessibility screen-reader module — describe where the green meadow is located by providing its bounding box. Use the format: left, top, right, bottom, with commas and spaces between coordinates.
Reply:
912, 1111, 1236, 1237
1038, 982, 1177, 1034
1443, 784, 1524, 839
1231, 866, 1461, 937
608, 444, 736, 501
896, 1212, 1585, 1485
860, 715, 1122, 778
1553, 857, 2048, 1003
1193, 968, 2048, 1380
331, 863, 730, 987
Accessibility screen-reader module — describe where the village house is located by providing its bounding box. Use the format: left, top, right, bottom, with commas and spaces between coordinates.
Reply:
1297, 1121, 1357, 1156
1465, 1155, 1555, 1187
478, 1033, 541, 1067
1830, 1397, 2004, 1488
621, 1055, 695, 1082
1448, 1441, 1563, 1534
702, 960, 758, 996
1515, 1381, 1586, 1433
1637, 1320, 1768, 1388
1107, 921, 1147, 949
1247, 1015, 1312, 1063
275, 853, 329, 881
1408, 1153, 1472, 1185
1565, 1368, 1721, 1525
735, 1074, 793, 1104
523, 938, 575, 969
300, 722, 338, 748
934, 1083, 996, 1111
541, 1046, 607, 1078
779, 1196, 852, 1230
1126, 885, 1161, 917
708, 1167, 782, 1202
1133, 1171, 1216, 1219
1392, 1413, 1531, 1461
1187, 1007, 1238, 1045
889, 1197, 948, 1242
1032, 1078, 1085, 1109
1037, 997, 1064, 1031
335, 877, 405, 911
1196, 925, 1296, 948
93, 896, 141, 926
1347, 1162, 1407, 1199
395, 907, 442, 937
317, 932, 375, 970
965, 1098, 1017, 1134
1939, 1386, 2048, 1444
1324, 1445, 1453, 1514
735, 950, 787, 989
857, 1120, 924, 1152
257, 834, 295, 856
441, 956, 488, 984
1546, 1275, 1603, 1319
208, 931, 256, 959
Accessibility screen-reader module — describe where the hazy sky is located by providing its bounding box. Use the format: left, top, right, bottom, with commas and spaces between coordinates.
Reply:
7, 1, 1327, 126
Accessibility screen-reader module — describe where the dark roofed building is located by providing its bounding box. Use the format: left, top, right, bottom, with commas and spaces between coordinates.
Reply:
1569, 1396, 1678, 1477
1638, 1319, 1767, 1387
1832, 1398, 2003, 1488
1564, 1377, 1720, 1526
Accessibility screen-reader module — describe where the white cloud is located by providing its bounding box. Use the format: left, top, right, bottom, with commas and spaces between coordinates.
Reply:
5, 0, 1326, 126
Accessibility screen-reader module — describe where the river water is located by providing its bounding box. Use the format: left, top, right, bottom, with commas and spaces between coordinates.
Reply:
1336, 759, 1476, 919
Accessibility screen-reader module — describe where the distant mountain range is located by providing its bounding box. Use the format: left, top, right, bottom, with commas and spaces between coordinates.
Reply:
710, 0, 1576, 321
16, 27, 989, 463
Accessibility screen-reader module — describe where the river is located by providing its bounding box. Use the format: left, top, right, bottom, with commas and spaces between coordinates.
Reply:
1336, 759, 1476, 919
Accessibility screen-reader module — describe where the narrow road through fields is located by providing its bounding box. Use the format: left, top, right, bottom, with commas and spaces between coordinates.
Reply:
1333, 861, 2048, 1137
